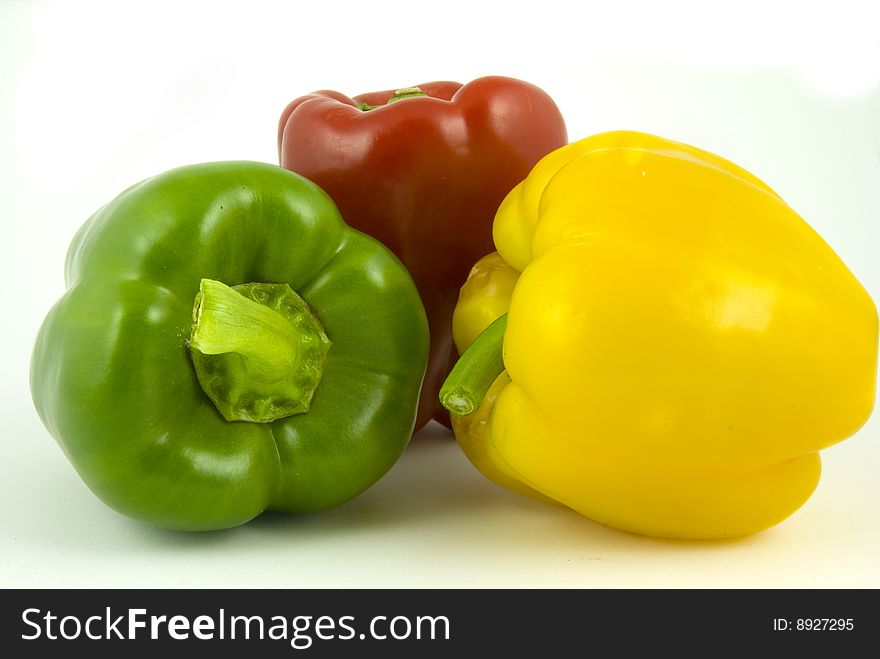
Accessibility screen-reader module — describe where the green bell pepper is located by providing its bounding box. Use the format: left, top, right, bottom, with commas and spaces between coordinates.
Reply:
30, 161, 429, 531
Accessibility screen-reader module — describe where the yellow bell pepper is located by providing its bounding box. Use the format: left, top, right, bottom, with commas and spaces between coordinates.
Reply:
441, 131, 878, 539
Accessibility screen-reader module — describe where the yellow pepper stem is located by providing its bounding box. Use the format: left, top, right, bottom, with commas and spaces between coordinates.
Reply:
439, 314, 507, 416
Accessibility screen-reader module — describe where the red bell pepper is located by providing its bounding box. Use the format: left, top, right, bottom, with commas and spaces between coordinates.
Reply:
278, 76, 567, 430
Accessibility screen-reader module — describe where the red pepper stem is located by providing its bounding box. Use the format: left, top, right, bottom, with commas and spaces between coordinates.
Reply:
387, 86, 427, 103
358, 86, 428, 111
439, 314, 507, 416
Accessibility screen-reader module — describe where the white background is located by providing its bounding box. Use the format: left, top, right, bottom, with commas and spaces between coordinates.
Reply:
1, 0, 879, 587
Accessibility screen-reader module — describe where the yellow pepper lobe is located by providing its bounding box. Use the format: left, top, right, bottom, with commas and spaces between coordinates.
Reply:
492, 130, 780, 272
449, 371, 554, 503
452, 252, 519, 354
452, 131, 878, 539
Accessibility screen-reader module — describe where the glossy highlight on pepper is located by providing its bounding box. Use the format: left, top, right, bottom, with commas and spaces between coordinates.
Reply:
443, 131, 879, 539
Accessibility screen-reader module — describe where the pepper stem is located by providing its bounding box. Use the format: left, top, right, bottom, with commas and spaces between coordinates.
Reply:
189, 279, 331, 423
358, 86, 428, 111
439, 314, 507, 416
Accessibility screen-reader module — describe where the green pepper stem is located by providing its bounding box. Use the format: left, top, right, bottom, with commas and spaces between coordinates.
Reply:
358, 86, 428, 111
191, 280, 298, 382
439, 314, 507, 416
189, 279, 331, 423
